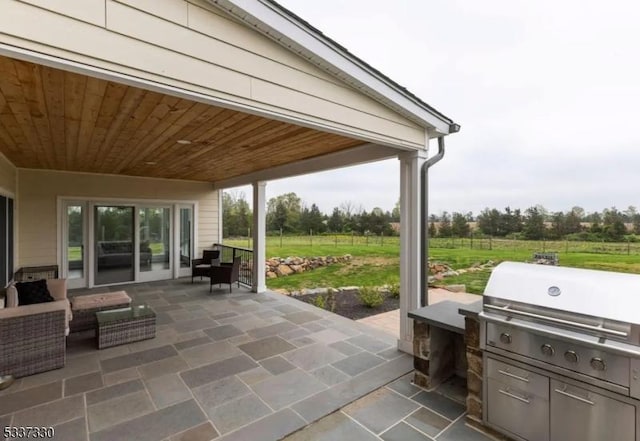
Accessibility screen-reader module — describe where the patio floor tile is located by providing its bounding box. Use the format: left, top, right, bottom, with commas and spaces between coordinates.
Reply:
236, 367, 272, 385
386, 373, 420, 397
145, 374, 192, 409
180, 355, 257, 388
172, 318, 218, 333
411, 391, 466, 420
100, 345, 178, 373
282, 343, 345, 371
282, 311, 322, 324
87, 390, 154, 432
137, 355, 190, 379
246, 321, 297, 339
13, 394, 84, 427
343, 388, 420, 434
208, 394, 272, 434
308, 328, 348, 344
174, 336, 212, 351
65, 371, 104, 396
217, 408, 306, 441
86, 378, 145, 405
0, 381, 62, 416
380, 422, 433, 441
192, 376, 251, 412
310, 365, 350, 386
404, 407, 450, 436
251, 369, 326, 410
169, 422, 219, 441
332, 352, 386, 377
346, 334, 392, 353
260, 356, 296, 375
180, 341, 242, 367
90, 399, 207, 441
238, 336, 296, 361
329, 340, 362, 356
52, 417, 89, 441
437, 418, 494, 441
203, 324, 244, 341
283, 411, 379, 441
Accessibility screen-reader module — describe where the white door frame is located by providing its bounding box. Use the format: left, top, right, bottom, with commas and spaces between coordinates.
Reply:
137, 204, 173, 283
60, 200, 88, 290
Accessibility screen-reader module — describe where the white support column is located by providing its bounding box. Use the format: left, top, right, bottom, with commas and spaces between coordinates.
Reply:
252, 181, 267, 293
397, 148, 428, 354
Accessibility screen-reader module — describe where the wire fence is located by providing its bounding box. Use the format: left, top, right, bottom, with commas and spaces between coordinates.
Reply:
224, 233, 640, 255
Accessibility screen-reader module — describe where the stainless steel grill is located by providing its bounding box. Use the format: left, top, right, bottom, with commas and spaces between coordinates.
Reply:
478, 262, 640, 441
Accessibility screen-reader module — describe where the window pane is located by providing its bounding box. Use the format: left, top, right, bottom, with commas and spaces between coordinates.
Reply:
139, 207, 170, 272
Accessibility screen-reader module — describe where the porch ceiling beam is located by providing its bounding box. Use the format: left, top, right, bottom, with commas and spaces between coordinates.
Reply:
212, 143, 405, 189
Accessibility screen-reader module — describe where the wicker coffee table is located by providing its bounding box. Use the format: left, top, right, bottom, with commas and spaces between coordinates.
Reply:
96, 303, 156, 349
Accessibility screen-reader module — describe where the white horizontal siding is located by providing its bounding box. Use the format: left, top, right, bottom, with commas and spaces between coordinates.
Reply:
17, 169, 219, 267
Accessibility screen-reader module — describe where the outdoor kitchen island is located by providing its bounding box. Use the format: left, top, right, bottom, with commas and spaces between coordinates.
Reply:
412, 261, 640, 441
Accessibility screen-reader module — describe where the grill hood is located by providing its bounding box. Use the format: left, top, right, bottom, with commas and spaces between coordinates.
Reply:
484, 262, 640, 326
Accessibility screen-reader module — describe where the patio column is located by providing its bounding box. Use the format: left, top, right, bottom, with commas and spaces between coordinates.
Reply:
398, 148, 427, 354
252, 181, 267, 293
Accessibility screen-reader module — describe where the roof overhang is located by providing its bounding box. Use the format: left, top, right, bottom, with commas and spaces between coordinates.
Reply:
207, 0, 460, 136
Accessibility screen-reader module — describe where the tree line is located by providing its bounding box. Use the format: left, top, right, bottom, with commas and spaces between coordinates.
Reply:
432, 205, 638, 242
223, 190, 640, 242
223, 191, 399, 237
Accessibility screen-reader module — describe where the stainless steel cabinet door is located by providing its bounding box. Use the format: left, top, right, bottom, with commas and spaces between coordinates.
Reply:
550, 379, 635, 441
487, 378, 550, 441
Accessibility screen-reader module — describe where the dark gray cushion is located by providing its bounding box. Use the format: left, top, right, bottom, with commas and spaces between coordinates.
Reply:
16, 279, 55, 305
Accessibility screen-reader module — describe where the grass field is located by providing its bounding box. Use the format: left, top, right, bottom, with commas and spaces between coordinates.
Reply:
225, 236, 640, 294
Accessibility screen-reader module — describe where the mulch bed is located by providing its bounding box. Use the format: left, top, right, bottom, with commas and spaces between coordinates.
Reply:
294, 290, 399, 320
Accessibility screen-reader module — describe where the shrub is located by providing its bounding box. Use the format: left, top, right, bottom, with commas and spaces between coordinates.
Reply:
387, 282, 400, 298
312, 295, 326, 309
358, 286, 384, 308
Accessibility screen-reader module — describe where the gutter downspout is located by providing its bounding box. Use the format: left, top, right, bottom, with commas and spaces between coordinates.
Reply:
419, 136, 446, 307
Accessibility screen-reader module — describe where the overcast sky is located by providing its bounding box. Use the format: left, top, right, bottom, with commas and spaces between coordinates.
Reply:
230, 0, 640, 217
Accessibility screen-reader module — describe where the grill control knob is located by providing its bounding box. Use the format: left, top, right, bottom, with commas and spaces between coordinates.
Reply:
590, 357, 606, 371
564, 350, 579, 364
541, 344, 555, 357
499, 333, 512, 345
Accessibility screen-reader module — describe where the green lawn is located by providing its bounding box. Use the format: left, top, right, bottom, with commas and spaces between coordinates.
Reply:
224, 236, 640, 294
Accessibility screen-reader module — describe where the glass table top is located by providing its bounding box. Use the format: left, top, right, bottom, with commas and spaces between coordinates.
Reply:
96, 303, 155, 324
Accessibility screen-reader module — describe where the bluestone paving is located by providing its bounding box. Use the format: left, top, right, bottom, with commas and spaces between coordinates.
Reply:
284, 411, 379, 441
332, 351, 386, 376
343, 388, 420, 434
405, 407, 451, 436
381, 422, 434, 441
347, 334, 393, 353
4, 280, 442, 441
412, 391, 466, 421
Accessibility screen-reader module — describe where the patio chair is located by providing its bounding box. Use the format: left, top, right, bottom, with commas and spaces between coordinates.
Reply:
191, 249, 220, 283
210, 257, 241, 293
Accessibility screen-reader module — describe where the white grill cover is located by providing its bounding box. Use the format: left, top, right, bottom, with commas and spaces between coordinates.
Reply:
484, 262, 640, 325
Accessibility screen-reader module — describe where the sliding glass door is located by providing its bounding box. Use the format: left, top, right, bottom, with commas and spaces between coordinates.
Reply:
178, 206, 194, 277
138, 206, 172, 282
94, 206, 135, 285
63, 202, 87, 289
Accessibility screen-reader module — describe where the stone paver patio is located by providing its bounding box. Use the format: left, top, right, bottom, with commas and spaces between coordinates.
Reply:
0, 279, 413, 441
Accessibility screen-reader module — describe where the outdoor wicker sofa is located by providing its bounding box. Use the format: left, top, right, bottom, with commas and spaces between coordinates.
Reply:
0, 279, 69, 378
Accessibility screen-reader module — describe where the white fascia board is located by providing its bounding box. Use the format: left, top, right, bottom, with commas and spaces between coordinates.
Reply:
207, 0, 455, 135
213, 143, 404, 189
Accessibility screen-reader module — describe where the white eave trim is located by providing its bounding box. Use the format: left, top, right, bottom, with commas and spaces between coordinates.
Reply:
207, 0, 456, 135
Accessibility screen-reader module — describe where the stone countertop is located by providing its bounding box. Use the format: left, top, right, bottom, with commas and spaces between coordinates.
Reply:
458, 300, 482, 319
408, 300, 466, 335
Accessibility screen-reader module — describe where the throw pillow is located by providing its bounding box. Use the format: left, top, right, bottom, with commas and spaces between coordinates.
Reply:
16, 279, 55, 305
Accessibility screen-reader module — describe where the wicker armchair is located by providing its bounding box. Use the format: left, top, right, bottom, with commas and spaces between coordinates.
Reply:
210, 257, 241, 293
0, 300, 67, 378
191, 249, 220, 283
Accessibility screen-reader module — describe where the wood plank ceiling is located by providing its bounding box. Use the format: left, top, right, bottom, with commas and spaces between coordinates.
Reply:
0, 56, 364, 182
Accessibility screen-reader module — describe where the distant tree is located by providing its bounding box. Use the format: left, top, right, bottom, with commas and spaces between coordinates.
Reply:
451, 212, 470, 237
299, 203, 326, 234
571, 206, 585, 220
549, 211, 566, 240
565, 209, 582, 234
438, 212, 453, 237
633, 213, 640, 235
428, 222, 437, 238
391, 199, 400, 222
624, 206, 638, 222
477, 208, 502, 236
327, 207, 344, 233
523, 206, 545, 240
222, 191, 252, 237
502, 207, 523, 235
267, 192, 302, 233
590, 212, 603, 234
602, 207, 626, 241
